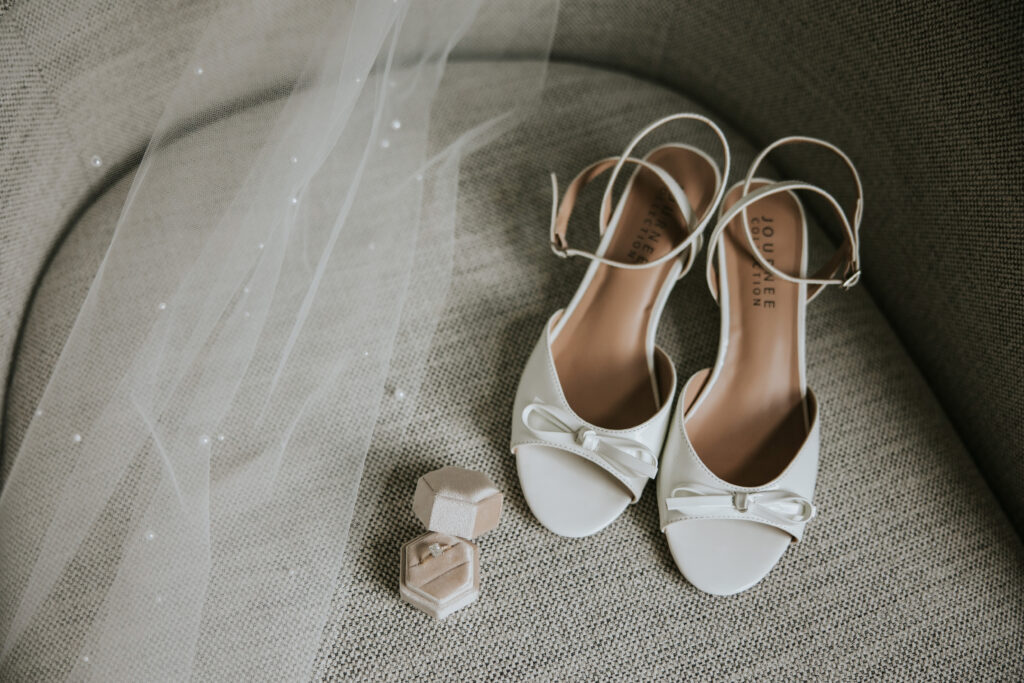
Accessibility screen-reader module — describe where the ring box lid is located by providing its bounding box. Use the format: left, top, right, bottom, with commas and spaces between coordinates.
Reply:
412, 466, 503, 539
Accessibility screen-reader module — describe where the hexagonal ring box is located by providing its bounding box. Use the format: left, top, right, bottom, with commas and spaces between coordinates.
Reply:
400, 467, 503, 619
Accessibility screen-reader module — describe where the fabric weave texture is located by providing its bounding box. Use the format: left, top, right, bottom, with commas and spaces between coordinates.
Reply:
1, 0, 1021, 679
5, 63, 1022, 681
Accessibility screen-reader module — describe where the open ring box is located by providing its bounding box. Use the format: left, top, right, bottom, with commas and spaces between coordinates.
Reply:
399, 467, 504, 619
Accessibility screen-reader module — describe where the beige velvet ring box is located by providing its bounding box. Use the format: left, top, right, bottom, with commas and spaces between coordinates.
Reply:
400, 467, 503, 619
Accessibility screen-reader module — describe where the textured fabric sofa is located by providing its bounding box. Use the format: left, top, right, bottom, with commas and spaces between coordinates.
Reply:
2, 1, 1021, 680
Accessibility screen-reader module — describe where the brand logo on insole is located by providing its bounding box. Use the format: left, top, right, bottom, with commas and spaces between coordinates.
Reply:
627, 188, 672, 265
749, 216, 776, 309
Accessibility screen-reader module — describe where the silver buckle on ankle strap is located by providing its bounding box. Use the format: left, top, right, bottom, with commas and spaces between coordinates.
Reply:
841, 269, 861, 289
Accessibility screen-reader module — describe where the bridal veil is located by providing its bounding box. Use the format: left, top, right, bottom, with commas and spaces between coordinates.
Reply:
0, 0, 557, 678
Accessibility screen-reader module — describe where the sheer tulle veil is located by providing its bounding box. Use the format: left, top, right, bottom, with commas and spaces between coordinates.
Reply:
0, 0, 557, 678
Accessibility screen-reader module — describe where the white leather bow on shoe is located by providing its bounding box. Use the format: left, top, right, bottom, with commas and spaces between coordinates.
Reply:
657, 137, 863, 594
510, 113, 730, 537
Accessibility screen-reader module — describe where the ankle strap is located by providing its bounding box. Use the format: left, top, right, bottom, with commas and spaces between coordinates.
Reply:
549, 113, 731, 276
549, 156, 697, 271
706, 136, 863, 303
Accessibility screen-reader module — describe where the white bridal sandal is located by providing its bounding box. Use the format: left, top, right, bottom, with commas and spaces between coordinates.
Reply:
510, 114, 730, 537
657, 137, 863, 594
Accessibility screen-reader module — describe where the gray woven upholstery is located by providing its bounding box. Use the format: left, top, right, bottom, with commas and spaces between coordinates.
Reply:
2, 0, 1022, 678
2, 1, 1021, 524
5, 63, 1022, 681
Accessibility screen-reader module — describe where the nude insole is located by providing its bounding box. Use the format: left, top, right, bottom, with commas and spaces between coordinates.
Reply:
686, 183, 808, 486
551, 148, 717, 429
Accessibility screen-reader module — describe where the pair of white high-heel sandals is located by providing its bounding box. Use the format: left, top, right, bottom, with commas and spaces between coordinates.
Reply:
510, 113, 863, 596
